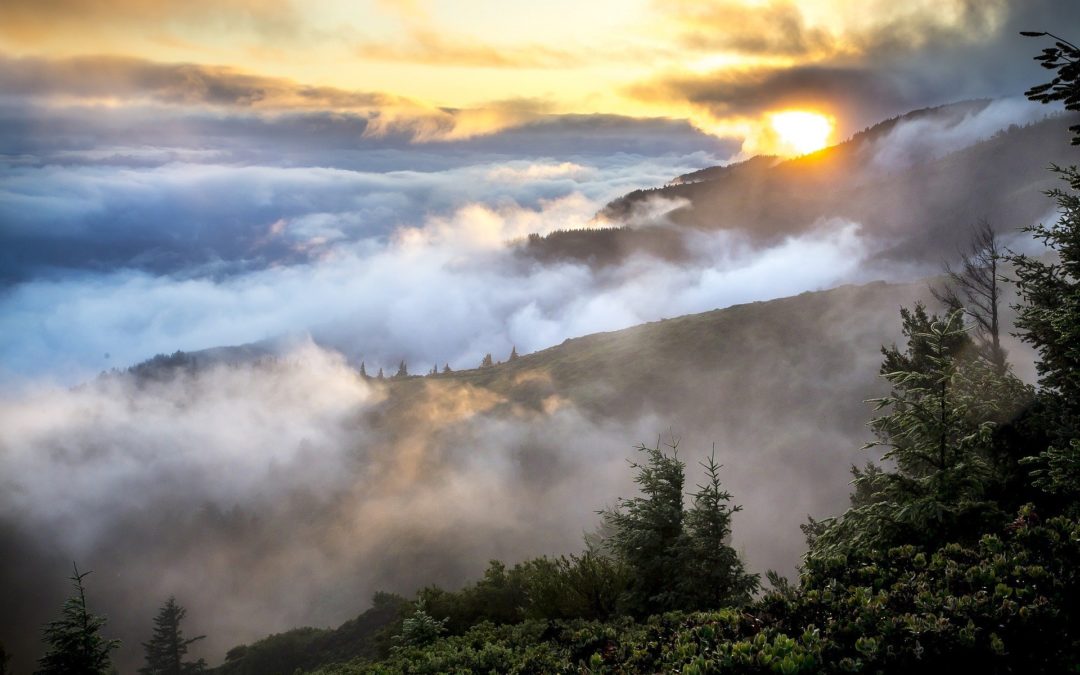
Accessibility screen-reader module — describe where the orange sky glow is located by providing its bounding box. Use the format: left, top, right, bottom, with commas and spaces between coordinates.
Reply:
0, 0, 1011, 155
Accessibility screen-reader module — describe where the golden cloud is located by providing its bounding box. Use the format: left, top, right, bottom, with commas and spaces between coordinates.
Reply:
356, 28, 582, 69
0, 0, 298, 44
0, 53, 560, 142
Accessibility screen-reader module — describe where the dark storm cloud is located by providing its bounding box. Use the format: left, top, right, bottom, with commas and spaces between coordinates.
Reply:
631, 0, 1080, 134
627, 65, 905, 129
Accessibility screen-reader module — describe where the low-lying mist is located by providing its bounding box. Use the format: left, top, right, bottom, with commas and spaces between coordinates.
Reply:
2, 276, 1040, 673
0, 95, 1053, 673
0, 342, 657, 670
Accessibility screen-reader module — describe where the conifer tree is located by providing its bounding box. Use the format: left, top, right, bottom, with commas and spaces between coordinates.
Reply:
395, 360, 408, 378
601, 438, 688, 616
1009, 165, 1080, 498
394, 600, 446, 649
138, 597, 206, 675
1012, 32, 1080, 499
480, 353, 493, 368
359, 361, 368, 378
509, 346, 519, 362
681, 450, 758, 608
809, 308, 1030, 560
377, 367, 384, 380
36, 564, 119, 675
442, 363, 452, 374
1022, 31, 1080, 144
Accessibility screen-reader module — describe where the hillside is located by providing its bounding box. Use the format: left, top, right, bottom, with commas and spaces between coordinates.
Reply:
172, 278, 951, 675
521, 104, 1080, 266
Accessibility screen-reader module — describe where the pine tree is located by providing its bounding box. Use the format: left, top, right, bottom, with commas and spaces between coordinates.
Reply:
138, 597, 206, 675
36, 564, 119, 675
681, 450, 758, 609
809, 308, 1030, 560
601, 438, 688, 616
377, 367, 384, 380
480, 353, 493, 368
1010, 34, 1080, 500
359, 361, 368, 378
1009, 165, 1080, 498
442, 363, 452, 374
393, 600, 446, 649
509, 346, 519, 362
1022, 31, 1080, 144
395, 360, 408, 378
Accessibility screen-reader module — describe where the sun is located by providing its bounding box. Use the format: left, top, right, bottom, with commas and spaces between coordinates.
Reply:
769, 111, 834, 156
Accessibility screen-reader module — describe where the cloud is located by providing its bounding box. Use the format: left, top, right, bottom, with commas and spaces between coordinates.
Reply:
0, 53, 417, 110
626, 63, 902, 125
355, 28, 581, 69
626, 0, 1079, 145
0, 53, 567, 143
0, 344, 659, 671
0, 94, 735, 283
0, 192, 877, 387
0, 0, 299, 44
658, 0, 1008, 58
867, 97, 1050, 169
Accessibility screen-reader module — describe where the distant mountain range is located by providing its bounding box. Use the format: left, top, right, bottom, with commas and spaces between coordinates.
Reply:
521, 101, 1080, 267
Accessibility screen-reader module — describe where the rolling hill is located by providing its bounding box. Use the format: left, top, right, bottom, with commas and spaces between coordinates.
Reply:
521, 103, 1080, 267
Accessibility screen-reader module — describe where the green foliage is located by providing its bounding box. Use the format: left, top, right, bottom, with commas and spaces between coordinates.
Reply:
139, 597, 206, 675
393, 602, 446, 649
681, 450, 760, 609
601, 438, 690, 615
36, 565, 120, 675
215, 593, 409, 675
809, 306, 1033, 561
519, 551, 629, 622
1010, 165, 1080, 499
785, 506, 1080, 673
1023, 32, 1080, 143
327, 507, 1080, 674
417, 552, 629, 634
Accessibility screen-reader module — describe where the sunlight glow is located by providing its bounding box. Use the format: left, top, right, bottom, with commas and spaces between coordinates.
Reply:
769, 111, 834, 155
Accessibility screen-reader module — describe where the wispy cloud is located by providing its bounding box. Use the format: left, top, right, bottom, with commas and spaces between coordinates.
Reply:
356, 28, 582, 69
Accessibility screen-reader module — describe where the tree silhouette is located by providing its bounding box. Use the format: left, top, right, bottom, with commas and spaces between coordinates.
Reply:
1022, 31, 1080, 143
509, 346, 519, 362
359, 361, 368, 378
601, 438, 688, 616
681, 450, 759, 609
442, 363, 452, 374
138, 597, 206, 675
932, 220, 1007, 373
36, 564, 119, 675
480, 353, 494, 368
